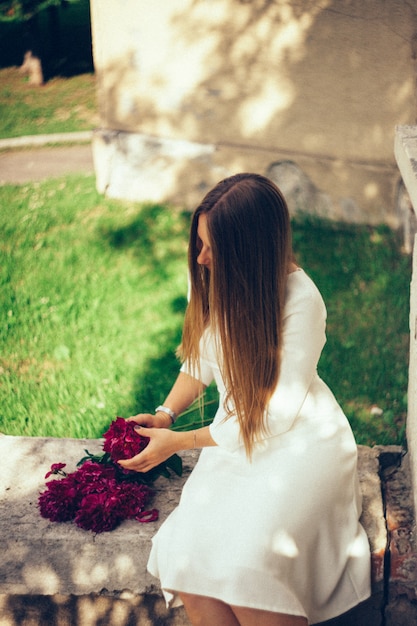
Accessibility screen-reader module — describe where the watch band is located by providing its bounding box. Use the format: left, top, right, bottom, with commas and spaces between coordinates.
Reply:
155, 405, 177, 424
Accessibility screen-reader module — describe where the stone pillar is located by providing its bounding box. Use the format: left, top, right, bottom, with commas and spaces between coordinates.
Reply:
410, 241, 417, 504
394, 125, 417, 516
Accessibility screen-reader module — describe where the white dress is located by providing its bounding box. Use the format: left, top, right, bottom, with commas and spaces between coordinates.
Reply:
147, 269, 371, 624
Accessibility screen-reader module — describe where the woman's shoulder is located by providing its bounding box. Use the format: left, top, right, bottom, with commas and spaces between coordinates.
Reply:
286, 268, 326, 313
287, 267, 318, 293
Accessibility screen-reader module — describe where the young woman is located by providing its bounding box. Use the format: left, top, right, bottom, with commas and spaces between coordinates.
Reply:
119, 173, 371, 626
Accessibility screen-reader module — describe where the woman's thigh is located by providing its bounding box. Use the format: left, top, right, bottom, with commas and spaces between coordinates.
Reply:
179, 593, 308, 626
231, 605, 308, 626
180, 593, 240, 626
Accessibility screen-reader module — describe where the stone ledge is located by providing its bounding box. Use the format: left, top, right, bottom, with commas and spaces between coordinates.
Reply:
0, 434, 199, 597
0, 435, 413, 625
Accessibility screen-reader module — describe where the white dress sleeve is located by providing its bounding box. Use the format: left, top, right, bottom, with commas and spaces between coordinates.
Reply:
209, 271, 327, 452
179, 324, 216, 387
180, 273, 215, 388
180, 358, 215, 387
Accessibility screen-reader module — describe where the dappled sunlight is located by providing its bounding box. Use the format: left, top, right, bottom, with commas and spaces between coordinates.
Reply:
0, 434, 102, 501
74, 556, 109, 589
77, 596, 110, 626
91, 0, 416, 222
0, 436, 66, 499
315, 419, 340, 441
233, 3, 319, 136
139, 34, 218, 112
346, 533, 370, 559
0, 437, 197, 626
91, 0, 336, 143
22, 564, 60, 595
115, 553, 137, 578
389, 78, 415, 110
0, 437, 46, 498
271, 530, 299, 558
91, 0, 417, 235
238, 80, 294, 136
1, 592, 178, 625
364, 182, 379, 200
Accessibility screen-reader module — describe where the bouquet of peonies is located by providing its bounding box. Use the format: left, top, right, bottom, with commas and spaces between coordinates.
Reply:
38, 417, 182, 533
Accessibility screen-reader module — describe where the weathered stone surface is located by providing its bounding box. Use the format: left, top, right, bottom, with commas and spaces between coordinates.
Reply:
357, 446, 387, 589
92, 128, 401, 227
381, 451, 417, 625
267, 160, 335, 221
0, 434, 199, 597
92, 129, 224, 207
384, 597, 417, 626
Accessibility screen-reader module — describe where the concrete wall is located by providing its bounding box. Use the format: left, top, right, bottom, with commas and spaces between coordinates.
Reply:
90, 0, 416, 225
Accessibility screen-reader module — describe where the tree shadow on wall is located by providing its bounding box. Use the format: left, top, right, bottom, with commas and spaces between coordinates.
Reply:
96, 0, 415, 225
99, 0, 413, 151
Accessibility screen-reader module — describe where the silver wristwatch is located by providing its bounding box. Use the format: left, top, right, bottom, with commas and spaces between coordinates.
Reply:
155, 405, 177, 424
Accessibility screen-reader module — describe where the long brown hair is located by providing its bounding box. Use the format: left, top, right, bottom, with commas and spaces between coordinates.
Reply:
178, 173, 293, 456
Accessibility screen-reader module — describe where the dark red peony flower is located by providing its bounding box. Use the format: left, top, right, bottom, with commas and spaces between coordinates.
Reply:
75, 460, 116, 482
39, 463, 117, 523
39, 474, 79, 522
38, 417, 167, 532
112, 481, 154, 520
74, 461, 117, 496
73, 478, 156, 532
102, 417, 150, 463
45, 462, 67, 479
74, 492, 123, 533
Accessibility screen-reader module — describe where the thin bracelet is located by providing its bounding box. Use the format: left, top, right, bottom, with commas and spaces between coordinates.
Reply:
155, 405, 177, 424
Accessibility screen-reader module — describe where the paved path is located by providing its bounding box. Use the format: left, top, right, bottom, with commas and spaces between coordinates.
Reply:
0, 132, 94, 184
0, 144, 94, 184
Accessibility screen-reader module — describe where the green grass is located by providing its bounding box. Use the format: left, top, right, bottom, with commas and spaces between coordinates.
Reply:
0, 176, 411, 446
0, 175, 195, 438
293, 219, 410, 446
0, 0, 96, 139
0, 68, 97, 138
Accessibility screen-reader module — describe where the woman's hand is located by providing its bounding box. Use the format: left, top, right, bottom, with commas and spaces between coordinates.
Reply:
118, 426, 183, 473
126, 412, 172, 429
119, 424, 216, 473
